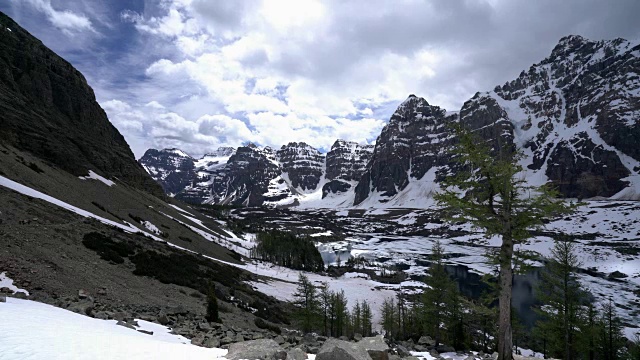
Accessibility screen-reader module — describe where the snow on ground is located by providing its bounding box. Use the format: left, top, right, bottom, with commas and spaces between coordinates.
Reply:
168, 203, 195, 216
0, 272, 29, 295
0, 298, 227, 360
0, 176, 145, 236
141, 220, 161, 235
78, 170, 115, 187
209, 257, 416, 327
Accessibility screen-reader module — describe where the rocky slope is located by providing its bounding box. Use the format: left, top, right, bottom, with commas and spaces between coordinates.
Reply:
0, 12, 163, 197
141, 35, 640, 207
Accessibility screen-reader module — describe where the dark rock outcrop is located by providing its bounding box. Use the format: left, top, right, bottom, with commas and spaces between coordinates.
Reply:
354, 95, 457, 205
139, 149, 196, 195
276, 142, 324, 191
0, 12, 164, 197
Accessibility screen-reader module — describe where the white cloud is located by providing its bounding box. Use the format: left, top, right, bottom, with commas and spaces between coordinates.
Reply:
22, 0, 93, 35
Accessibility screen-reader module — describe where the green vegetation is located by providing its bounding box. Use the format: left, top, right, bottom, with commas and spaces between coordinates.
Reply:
82, 232, 136, 264
434, 124, 576, 360
251, 230, 324, 272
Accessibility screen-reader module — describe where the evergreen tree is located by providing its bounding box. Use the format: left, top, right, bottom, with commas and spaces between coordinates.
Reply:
534, 236, 585, 360
421, 239, 457, 347
598, 299, 626, 360
319, 282, 332, 336
205, 281, 221, 323
435, 124, 576, 360
333, 290, 348, 337
292, 273, 320, 333
381, 297, 398, 340
361, 300, 373, 337
352, 301, 362, 336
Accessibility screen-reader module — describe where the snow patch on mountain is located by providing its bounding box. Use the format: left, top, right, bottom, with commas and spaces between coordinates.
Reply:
79, 170, 115, 187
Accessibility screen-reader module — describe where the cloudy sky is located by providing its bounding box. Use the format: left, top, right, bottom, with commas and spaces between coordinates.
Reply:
2, 0, 640, 158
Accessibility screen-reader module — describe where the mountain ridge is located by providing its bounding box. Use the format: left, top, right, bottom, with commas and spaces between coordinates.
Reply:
140, 34, 640, 206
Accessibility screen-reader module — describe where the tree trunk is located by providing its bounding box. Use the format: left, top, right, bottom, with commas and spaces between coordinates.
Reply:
498, 235, 514, 360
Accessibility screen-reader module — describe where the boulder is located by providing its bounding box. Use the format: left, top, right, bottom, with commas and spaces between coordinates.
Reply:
205, 337, 221, 348
0, 296, 6, 303
417, 336, 435, 346
78, 289, 91, 299
116, 320, 135, 330
226, 339, 287, 360
394, 345, 411, 358
316, 338, 373, 360
358, 336, 389, 360
436, 345, 455, 353
157, 313, 170, 325
274, 335, 286, 345
286, 347, 307, 360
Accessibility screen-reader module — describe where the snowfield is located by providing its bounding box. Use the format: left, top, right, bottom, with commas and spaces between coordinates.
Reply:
0, 298, 227, 360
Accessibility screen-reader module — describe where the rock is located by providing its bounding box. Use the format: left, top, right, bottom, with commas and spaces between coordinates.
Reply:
465, 356, 475, 360
94, 312, 109, 320
492, 352, 499, 360
274, 335, 286, 345
353, 333, 363, 341
137, 330, 153, 336
358, 336, 389, 360
394, 345, 411, 358
0, 287, 12, 294
78, 289, 91, 299
13, 292, 27, 299
220, 337, 234, 345
112, 311, 128, 322
191, 335, 205, 346
0, 295, 5, 302
226, 339, 287, 360
388, 355, 401, 360
97, 287, 107, 296
198, 322, 211, 331
165, 304, 187, 315
205, 337, 221, 348
157, 313, 170, 325
417, 336, 435, 346
316, 338, 373, 360
235, 334, 245, 343
339, 336, 350, 341
67, 300, 94, 317
436, 345, 455, 353
286, 347, 307, 360
116, 321, 135, 330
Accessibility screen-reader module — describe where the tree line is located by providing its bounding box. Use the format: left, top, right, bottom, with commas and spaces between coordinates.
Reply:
250, 230, 324, 272
293, 273, 373, 338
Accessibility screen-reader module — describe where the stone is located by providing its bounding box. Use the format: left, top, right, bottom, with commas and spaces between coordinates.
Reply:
394, 345, 411, 358
205, 337, 221, 348
157, 313, 170, 325
235, 334, 245, 343
165, 304, 187, 315
220, 337, 234, 345
274, 335, 286, 344
116, 321, 135, 330
78, 289, 91, 300
353, 333, 363, 341
112, 311, 128, 322
436, 345, 455, 353
97, 288, 107, 296
137, 330, 153, 336
67, 300, 94, 317
417, 336, 435, 346
316, 338, 373, 360
226, 339, 287, 360
286, 347, 307, 360
358, 335, 389, 360
13, 292, 27, 299
0, 295, 5, 303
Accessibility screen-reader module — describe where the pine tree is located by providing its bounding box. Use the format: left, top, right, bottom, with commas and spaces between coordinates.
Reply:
421, 239, 456, 347
205, 281, 221, 323
598, 299, 626, 360
435, 124, 576, 360
352, 300, 362, 337
381, 297, 398, 340
361, 300, 373, 337
292, 273, 320, 333
534, 236, 585, 360
319, 282, 332, 336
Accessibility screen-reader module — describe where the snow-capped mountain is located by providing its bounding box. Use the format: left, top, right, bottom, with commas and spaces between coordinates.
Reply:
141, 35, 640, 207
139, 149, 197, 196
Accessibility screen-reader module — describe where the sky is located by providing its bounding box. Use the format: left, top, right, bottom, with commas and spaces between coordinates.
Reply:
2, 0, 640, 158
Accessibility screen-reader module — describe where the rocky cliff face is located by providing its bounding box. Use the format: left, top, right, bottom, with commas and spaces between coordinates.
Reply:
0, 12, 164, 197
322, 140, 374, 198
139, 149, 196, 195
354, 35, 640, 205
276, 142, 324, 191
354, 96, 456, 205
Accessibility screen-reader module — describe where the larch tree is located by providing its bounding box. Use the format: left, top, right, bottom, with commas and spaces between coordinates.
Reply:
293, 273, 320, 333
434, 124, 576, 360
